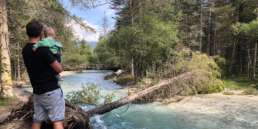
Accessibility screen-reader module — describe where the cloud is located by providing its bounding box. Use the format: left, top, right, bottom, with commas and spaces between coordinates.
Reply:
98, 3, 116, 17
66, 19, 101, 42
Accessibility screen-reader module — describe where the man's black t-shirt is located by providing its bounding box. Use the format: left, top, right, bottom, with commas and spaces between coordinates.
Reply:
22, 43, 59, 95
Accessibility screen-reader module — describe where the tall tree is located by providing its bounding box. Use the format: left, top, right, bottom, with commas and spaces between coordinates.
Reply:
102, 12, 109, 36
108, 0, 181, 78
0, 0, 13, 97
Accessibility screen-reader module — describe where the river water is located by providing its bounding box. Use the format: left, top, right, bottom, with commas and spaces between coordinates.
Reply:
60, 70, 258, 129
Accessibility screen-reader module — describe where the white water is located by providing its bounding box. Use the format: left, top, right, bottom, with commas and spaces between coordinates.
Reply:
60, 70, 258, 129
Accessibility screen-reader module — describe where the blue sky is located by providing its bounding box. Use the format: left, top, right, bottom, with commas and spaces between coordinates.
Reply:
60, 0, 116, 43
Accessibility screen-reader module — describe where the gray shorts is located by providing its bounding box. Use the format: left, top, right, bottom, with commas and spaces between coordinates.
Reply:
33, 88, 65, 122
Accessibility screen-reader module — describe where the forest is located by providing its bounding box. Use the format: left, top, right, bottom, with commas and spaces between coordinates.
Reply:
0, 0, 258, 96
0, 0, 258, 129
95, 0, 258, 79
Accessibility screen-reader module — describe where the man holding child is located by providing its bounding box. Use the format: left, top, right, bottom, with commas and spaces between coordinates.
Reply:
22, 20, 65, 129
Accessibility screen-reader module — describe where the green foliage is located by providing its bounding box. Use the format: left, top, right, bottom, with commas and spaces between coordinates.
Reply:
137, 54, 224, 102
137, 50, 224, 100
223, 77, 258, 95
115, 74, 134, 85
66, 85, 100, 105
188, 54, 224, 93
223, 78, 257, 90
66, 84, 115, 105
0, 97, 11, 106
213, 55, 227, 76
105, 1, 181, 77
103, 93, 115, 104
94, 36, 120, 68
233, 19, 258, 38
108, 1, 226, 95
63, 40, 93, 66
173, 51, 224, 93
190, 53, 221, 77
0, 96, 17, 108
7, 0, 94, 78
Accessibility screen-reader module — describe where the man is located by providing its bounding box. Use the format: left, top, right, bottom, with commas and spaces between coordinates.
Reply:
22, 20, 65, 129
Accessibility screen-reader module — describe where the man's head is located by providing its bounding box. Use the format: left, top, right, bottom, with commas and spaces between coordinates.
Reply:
26, 20, 43, 39
44, 27, 56, 38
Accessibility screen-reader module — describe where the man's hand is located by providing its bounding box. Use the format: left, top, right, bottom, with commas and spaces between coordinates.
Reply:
50, 60, 63, 73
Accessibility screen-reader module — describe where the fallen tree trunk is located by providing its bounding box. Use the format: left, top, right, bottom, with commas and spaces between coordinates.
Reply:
86, 72, 193, 116
0, 72, 196, 129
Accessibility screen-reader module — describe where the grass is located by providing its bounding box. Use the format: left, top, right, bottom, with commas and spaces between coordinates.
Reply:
0, 97, 12, 107
223, 77, 257, 90
0, 96, 19, 113
223, 77, 258, 95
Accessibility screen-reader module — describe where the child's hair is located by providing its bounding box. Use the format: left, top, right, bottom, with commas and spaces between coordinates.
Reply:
43, 26, 56, 38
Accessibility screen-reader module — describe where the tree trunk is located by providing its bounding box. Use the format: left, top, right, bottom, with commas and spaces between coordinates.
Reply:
206, 7, 212, 55
213, 29, 216, 55
0, 0, 13, 97
251, 42, 257, 80
230, 41, 237, 74
199, 0, 203, 52
131, 57, 135, 78
247, 48, 252, 78
129, 0, 135, 79
17, 42, 21, 81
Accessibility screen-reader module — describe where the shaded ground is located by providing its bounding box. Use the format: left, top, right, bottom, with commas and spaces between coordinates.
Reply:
0, 87, 30, 122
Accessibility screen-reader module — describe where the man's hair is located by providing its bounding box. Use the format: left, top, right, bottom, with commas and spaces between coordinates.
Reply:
26, 20, 43, 38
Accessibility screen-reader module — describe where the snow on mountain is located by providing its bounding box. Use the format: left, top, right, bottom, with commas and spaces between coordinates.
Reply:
66, 19, 101, 43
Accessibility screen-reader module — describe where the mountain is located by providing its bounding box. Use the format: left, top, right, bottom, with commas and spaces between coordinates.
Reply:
66, 19, 101, 45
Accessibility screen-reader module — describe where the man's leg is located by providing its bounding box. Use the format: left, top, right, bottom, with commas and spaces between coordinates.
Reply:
32, 122, 41, 129
44, 89, 65, 129
53, 121, 64, 129
33, 95, 47, 129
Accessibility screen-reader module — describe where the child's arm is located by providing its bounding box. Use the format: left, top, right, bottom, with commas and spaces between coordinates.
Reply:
33, 39, 50, 50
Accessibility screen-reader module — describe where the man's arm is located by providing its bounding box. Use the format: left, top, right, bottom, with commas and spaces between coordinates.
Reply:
50, 60, 63, 73
37, 47, 63, 73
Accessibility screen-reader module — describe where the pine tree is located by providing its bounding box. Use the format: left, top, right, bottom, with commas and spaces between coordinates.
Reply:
0, 0, 13, 97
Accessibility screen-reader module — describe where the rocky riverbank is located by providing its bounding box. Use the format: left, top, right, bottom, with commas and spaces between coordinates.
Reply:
60, 71, 78, 77
104, 70, 135, 86
166, 93, 258, 129
0, 87, 31, 123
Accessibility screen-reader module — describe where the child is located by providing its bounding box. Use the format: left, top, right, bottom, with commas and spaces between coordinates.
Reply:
34, 27, 63, 80
34, 27, 63, 62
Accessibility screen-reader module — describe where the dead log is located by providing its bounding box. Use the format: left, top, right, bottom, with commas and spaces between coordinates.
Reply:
86, 72, 193, 116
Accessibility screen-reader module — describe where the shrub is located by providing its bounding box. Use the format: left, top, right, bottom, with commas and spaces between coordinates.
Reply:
66, 84, 115, 105
115, 74, 135, 86
176, 52, 224, 93
148, 51, 224, 98
137, 51, 225, 103
213, 55, 226, 76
